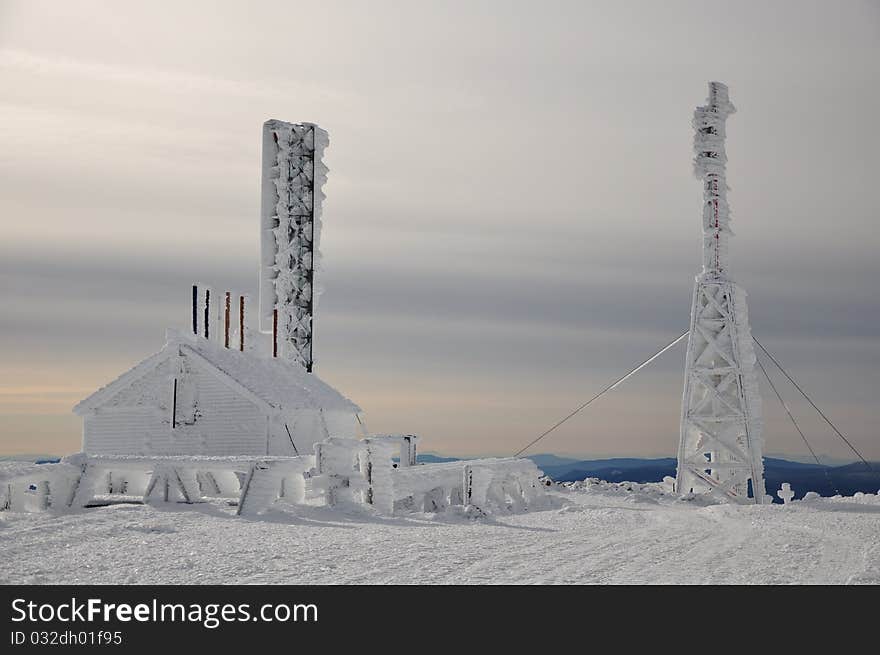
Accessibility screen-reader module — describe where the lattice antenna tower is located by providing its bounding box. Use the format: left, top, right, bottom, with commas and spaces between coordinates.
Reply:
676, 82, 766, 503
259, 120, 329, 371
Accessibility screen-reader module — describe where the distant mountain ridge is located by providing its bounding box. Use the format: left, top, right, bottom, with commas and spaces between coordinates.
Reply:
0, 454, 60, 464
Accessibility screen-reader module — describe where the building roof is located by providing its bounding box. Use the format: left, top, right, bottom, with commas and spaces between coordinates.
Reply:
73, 329, 361, 415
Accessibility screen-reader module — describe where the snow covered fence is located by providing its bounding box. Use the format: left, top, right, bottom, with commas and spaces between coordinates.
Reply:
391, 457, 548, 513
70, 455, 231, 507
0, 461, 80, 513
311, 435, 416, 512
237, 456, 314, 516
66, 454, 318, 511
1, 437, 548, 517
0, 455, 311, 512
311, 437, 548, 514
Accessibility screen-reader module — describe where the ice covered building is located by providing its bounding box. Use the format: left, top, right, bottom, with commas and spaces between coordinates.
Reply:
73, 329, 363, 457
73, 119, 352, 458
0, 118, 549, 518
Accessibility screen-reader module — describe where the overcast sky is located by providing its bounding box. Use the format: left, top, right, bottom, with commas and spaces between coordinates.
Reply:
1, 0, 877, 460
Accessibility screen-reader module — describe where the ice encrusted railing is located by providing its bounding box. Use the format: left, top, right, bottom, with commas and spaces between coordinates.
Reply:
1, 437, 550, 518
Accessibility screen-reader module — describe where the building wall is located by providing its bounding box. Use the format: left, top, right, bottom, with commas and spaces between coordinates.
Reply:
267, 410, 361, 457
324, 411, 361, 441
83, 355, 267, 456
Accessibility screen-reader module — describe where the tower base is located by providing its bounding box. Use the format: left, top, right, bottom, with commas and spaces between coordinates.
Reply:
676, 276, 765, 504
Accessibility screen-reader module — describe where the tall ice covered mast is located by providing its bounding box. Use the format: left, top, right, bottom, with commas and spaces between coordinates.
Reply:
676, 82, 766, 503
259, 120, 329, 371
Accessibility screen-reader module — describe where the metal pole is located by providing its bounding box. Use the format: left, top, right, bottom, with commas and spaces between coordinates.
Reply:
307, 124, 316, 373
171, 378, 178, 429
203, 289, 210, 340
192, 285, 198, 334
272, 308, 278, 358
239, 295, 245, 351
224, 292, 231, 348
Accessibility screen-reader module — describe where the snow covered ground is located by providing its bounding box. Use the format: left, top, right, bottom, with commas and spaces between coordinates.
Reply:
2, 472, 878, 585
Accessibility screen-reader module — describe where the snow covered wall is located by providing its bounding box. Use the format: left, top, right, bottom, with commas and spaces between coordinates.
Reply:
259, 120, 329, 371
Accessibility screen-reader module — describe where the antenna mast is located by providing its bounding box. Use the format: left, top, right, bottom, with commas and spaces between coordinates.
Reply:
259, 120, 329, 371
676, 82, 766, 503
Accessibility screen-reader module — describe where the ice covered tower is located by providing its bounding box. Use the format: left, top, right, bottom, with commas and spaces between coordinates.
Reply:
259, 120, 329, 371
675, 83, 766, 503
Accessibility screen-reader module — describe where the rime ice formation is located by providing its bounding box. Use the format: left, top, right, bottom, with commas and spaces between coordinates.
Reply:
30, 117, 551, 522
0, 437, 549, 517
73, 329, 363, 458
778, 482, 795, 505
259, 120, 328, 371
676, 82, 766, 504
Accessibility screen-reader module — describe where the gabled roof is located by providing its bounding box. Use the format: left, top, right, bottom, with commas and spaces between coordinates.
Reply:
73, 328, 361, 415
